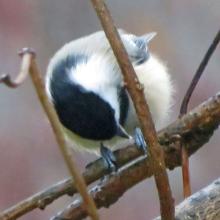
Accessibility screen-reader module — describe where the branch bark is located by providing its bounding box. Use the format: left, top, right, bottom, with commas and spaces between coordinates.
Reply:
51, 173, 220, 220
154, 178, 220, 220
90, 0, 174, 219
50, 91, 220, 220
2, 91, 219, 220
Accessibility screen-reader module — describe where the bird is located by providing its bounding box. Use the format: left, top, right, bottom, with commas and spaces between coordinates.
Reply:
45, 29, 173, 170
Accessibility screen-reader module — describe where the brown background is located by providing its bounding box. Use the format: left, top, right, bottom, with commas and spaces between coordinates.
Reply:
0, 1, 220, 219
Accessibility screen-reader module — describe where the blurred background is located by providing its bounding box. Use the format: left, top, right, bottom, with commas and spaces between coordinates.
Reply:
0, 0, 219, 219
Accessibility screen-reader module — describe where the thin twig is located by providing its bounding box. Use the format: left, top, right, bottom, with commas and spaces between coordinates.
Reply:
0, 48, 99, 220
1, 91, 220, 220
90, 0, 174, 219
181, 145, 191, 197
0, 48, 32, 88
51, 92, 220, 220
180, 30, 220, 115
179, 29, 220, 198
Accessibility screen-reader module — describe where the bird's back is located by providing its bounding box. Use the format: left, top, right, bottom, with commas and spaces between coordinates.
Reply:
46, 34, 129, 146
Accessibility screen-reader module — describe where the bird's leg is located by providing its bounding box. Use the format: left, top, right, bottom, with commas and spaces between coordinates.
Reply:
100, 143, 117, 172
134, 127, 148, 154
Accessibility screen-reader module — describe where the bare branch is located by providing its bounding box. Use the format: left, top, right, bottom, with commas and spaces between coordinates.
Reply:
0, 48, 99, 220
154, 178, 220, 220
2, 91, 219, 220
90, 0, 174, 218
51, 92, 220, 220
179, 29, 220, 198
181, 145, 191, 198
27, 49, 99, 220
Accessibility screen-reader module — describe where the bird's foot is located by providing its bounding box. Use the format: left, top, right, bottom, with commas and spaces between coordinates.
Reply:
134, 127, 148, 155
100, 143, 117, 172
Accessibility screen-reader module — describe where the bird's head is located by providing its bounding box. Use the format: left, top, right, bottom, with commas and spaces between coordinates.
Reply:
121, 31, 157, 65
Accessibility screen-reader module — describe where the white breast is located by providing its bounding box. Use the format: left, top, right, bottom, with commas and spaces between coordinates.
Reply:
68, 54, 122, 124
125, 54, 174, 132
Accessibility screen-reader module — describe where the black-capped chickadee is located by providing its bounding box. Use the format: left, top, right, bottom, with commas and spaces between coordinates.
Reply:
46, 30, 173, 170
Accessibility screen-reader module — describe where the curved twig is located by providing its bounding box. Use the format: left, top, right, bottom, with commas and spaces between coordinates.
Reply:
0, 48, 35, 88
180, 29, 220, 115
179, 29, 220, 198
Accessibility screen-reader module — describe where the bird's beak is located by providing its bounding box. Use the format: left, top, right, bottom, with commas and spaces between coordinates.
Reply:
139, 32, 157, 45
117, 125, 132, 139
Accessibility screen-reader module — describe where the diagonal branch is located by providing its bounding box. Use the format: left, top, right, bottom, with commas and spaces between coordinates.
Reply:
180, 29, 220, 115
51, 92, 220, 220
27, 49, 99, 220
90, 0, 174, 219
2, 91, 220, 220
0, 48, 99, 220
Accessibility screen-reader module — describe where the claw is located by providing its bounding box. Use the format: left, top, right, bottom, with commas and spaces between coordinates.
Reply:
134, 127, 148, 154
100, 143, 117, 172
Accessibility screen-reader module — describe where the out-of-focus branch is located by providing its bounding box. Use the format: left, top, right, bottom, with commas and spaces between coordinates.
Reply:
27, 49, 99, 220
179, 29, 220, 198
2, 91, 220, 220
90, 0, 174, 219
51, 92, 220, 220
180, 29, 220, 115
0, 48, 33, 88
154, 178, 220, 220
0, 48, 99, 220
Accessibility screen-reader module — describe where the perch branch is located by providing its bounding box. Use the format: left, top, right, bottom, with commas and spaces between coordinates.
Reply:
0, 48, 99, 220
51, 91, 220, 220
154, 178, 220, 220
179, 29, 220, 198
2, 91, 220, 220
90, 0, 174, 219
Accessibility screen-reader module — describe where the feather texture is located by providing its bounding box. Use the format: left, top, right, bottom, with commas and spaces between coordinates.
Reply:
46, 30, 174, 153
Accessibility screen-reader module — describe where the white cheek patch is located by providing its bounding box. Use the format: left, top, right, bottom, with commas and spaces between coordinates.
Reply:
134, 55, 174, 128
68, 54, 121, 124
70, 57, 107, 92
